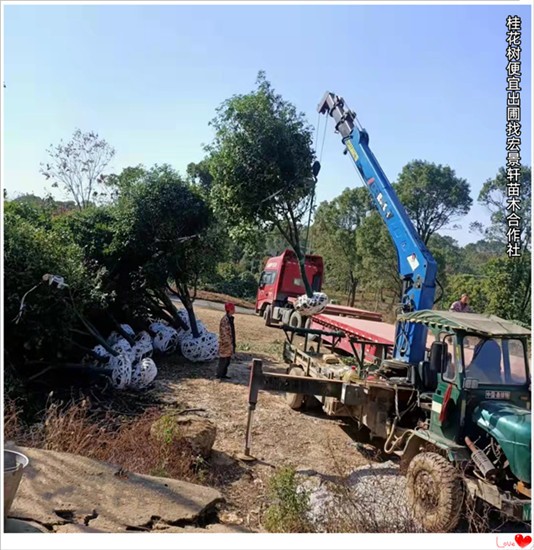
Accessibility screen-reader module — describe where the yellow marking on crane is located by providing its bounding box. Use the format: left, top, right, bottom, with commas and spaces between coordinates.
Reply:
346, 141, 359, 161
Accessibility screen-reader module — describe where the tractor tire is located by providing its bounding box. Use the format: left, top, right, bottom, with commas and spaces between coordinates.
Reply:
406, 452, 465, 532
285, 366, 305, 410
289, 310, 302, 329
264, 305, 274, 327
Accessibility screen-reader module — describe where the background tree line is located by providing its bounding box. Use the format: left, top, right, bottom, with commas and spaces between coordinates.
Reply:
4, 71, 531, 398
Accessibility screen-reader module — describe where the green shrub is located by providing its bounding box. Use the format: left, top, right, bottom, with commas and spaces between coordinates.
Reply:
263, 466, 314, 533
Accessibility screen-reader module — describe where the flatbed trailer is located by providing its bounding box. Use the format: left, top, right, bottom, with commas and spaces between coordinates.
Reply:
279, 324, 423, 432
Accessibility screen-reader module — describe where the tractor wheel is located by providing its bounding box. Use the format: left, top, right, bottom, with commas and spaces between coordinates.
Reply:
264, 305, 274, 327
289, 311, 302, 329
406, 452, 465, 532
285, 365, 305, 410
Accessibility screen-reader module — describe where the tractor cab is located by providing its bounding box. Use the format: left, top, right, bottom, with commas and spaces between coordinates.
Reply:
398, 310, 531, 524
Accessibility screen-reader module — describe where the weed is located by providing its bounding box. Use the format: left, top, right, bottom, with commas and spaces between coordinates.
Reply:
263, 466, 314, 533
4, 397, 204, 485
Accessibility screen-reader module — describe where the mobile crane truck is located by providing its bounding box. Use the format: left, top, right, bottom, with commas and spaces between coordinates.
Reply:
244, 92, 531, 532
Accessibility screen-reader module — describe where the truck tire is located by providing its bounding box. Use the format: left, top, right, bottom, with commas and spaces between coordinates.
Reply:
264, 305, 274, 327
285, 366, 305, 410
406, 452, 464, 532
289, 311, 302, 329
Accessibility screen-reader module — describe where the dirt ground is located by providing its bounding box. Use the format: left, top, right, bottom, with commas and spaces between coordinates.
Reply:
154, 305, 371, 532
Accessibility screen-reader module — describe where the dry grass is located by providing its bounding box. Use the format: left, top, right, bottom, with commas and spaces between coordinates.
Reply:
4, 396, 208, 484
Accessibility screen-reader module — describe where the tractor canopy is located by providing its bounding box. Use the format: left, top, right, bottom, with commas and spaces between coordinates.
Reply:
397, 310, 532, 339
472, 400, 531, 484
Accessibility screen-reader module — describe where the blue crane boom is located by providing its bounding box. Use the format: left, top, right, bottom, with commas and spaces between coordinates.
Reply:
317, 92, 438, 365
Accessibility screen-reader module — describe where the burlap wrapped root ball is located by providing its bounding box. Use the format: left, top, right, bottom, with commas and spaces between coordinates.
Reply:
294, 292, 329, 316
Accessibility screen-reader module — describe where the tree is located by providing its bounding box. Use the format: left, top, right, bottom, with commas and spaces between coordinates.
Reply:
207, 71, 318, 297
461, 239, 503, 275
481, 254, 531, 325
355, 212, 402, 301
111, 164, 221, 337
395, 160, 472, 244
186, 158, 214, 195
40, 129, 115, 210
475, 165, 531, 252
4, 201, 111, 381
312, 187, 368, 306
427, 233, 465, 306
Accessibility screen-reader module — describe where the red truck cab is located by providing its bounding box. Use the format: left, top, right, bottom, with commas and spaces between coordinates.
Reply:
256, 249, 323, 326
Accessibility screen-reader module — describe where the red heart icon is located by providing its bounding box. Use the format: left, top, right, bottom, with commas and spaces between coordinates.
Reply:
515, 534, 532, 548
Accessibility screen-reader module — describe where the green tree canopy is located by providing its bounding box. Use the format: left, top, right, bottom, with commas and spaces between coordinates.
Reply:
207, 71, 318, 296
476, 165, 531, 252
395, 160, 472, 244
312, 187, 368, 306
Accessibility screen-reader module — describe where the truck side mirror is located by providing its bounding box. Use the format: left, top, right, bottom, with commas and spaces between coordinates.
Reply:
425, 342, 447, 391
429, 342, 447, 373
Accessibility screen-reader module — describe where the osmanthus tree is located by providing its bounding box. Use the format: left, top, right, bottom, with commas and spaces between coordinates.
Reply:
109, 164, 222, 338
206, 71, 319, 297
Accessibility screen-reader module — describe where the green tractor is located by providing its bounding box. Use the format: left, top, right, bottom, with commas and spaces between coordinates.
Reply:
396, 310, 531, 532
245, 310, 531, 532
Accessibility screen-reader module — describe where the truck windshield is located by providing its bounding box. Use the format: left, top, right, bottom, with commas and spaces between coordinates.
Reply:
462, 336, 528, 385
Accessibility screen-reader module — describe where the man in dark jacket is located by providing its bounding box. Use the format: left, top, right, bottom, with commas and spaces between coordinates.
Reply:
216, 303, 236, 379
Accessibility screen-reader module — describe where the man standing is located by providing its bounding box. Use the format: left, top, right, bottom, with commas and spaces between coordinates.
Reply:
216, 302, 236, 380
449, 293, 473, 313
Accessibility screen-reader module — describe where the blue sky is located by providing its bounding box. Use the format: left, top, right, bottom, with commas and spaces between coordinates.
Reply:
3, 3, 532, 246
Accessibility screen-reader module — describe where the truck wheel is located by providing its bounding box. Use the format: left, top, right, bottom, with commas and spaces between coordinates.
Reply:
285, 366, 305, 410
264, 305, 273, 327
289, 311, 302, 329
406, 452, 464, 532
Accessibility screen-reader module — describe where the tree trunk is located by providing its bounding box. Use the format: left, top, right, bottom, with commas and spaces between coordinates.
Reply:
153, 288, 189, 331
294, 246, 313, 298
171, 279, 199, 338
347, 275, 358, 308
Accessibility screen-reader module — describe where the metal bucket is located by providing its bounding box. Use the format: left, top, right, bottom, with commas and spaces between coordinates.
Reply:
4, 450, 29, 517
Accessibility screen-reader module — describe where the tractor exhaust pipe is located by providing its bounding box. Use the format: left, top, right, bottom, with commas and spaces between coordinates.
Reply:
465, 437, 497, 480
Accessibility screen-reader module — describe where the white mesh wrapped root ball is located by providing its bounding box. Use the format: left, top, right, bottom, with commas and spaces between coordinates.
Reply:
132, 330, 153, 362
294, 292, 329, 316
151, 324, 179, 355
108, 353, 132, 390
89, 345, 131, 390
149, 321, 169, 333
113, 338, 135, 365
181, 332, 219, 362
91, 345, 110, 366
175, 309, 190, 328
195, 320, 206, 335
130, 357, 158, 390
107, 331, 121, 347
120, 324, 136, 338
176, 328, 191, 343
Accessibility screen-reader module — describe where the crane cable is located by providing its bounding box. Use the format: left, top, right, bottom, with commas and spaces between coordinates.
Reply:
304, 114, 329, 254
